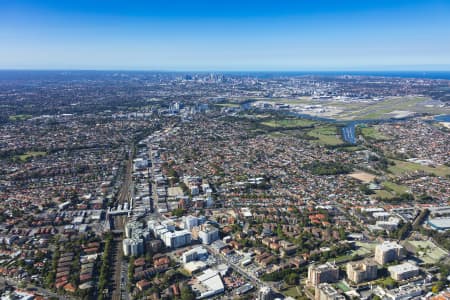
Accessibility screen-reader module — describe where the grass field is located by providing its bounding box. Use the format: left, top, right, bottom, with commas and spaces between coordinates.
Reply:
360, 126, 391, 141
332, 255, 354, 264
382, 181, 410, 194
284, 286, 303, 299
307, 125, 343, 145
336, 281, 351, 292
374, 190, 395, 199
215, 103, 240, 108
15, 151, 47, 162
261, 118, 316, 128
351, 242, 377, 257
267, 131, 287, 138
8, 114, 32, 121
406, 240, 448, 264
388, 159, 450, 177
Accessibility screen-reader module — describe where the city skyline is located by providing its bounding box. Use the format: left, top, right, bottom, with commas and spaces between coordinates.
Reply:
1, 0, 450, 70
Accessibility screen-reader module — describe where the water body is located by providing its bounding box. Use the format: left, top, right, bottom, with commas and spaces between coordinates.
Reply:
434, 114, 450, 122
227, 71, 450, 80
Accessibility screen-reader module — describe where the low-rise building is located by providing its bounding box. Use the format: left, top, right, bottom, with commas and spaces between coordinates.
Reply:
315, 283, 346, 300
388, 262, 419, 281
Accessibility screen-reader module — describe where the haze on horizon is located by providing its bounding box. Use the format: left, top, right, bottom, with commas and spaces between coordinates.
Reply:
1, 0, 450, 71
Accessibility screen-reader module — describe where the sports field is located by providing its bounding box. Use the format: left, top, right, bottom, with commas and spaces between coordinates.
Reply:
406, 240, 448, 264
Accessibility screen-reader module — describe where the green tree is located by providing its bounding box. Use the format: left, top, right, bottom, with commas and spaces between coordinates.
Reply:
180, 285, 195, 300
285, 273, 299, 285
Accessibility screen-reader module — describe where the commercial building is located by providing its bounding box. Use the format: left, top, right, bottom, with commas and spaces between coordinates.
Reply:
308, 262, 339, 286
388, 262, 419, 281
427, 218, 450, 231
190, 269, 225, 299
375, 241, 405, 265
315, 283, 346, 300
184, 261, 208, 275
346, 259, 378, 283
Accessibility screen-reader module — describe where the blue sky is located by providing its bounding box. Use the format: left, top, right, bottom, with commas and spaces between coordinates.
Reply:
1, 0, 450, 70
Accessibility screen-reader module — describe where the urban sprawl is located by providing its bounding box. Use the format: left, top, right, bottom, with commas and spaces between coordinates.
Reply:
0, 71, 449, 300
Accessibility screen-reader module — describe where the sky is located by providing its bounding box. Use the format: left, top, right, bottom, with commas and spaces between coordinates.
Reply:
1, 0, 450, 71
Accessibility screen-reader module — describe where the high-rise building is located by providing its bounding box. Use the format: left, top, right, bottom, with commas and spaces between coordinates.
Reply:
375, 241, 405, 265
308, 263, 339, 286
346, 259, 378, 283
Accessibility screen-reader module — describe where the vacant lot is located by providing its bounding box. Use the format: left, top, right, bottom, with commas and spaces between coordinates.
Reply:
348, 171, 376, 183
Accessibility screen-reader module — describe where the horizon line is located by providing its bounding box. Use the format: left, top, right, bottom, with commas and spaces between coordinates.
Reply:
1, 68, 450, 73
